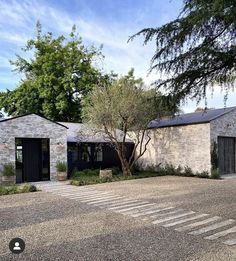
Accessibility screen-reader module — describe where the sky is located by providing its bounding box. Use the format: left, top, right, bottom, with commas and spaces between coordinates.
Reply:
0, 0, 236, 113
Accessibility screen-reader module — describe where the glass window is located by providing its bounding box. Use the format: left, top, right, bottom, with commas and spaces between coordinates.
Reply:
68, 144, 78, 162
94, 144, 103, 162
42, 139, 49, 180
81, 144, 91, 162
15, 138, 23, 183
16, 139, 23, 163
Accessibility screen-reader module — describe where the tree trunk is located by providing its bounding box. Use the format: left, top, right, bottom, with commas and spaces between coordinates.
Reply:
120, 156, 132, 176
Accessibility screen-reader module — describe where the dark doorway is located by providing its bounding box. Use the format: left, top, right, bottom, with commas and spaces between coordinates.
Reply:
218, 137, 235, 175
15, 138, 50, 183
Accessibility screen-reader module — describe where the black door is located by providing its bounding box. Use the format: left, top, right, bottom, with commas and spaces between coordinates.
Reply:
23, 139, 42, 182
218, 137, 235, 175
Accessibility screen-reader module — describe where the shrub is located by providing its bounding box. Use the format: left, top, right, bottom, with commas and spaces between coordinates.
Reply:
0, 185, 17, 195
111, 167, 121, 176
18, 184, 30, 193
145, 164, 159, 172
83, 169, 100, 176
56, 161, 67, 172
175, 165, 183, 176
196, 171, 209, 178
2, 163, 15, 176
70, 180, 79, 186
164, 164, 177, 176
29, 185, 37, 192
0, 184, 38, 196
183, 166, 195, 177
211, 168, 220, 179
72, 169, 99, 178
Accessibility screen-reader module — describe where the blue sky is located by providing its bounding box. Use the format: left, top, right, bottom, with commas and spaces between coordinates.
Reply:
0, 0, 236, 112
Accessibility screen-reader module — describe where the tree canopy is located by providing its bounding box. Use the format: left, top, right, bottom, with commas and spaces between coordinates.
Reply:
130, 0, 236, 103
0, 22, 107, 122
82, 69, 177, 176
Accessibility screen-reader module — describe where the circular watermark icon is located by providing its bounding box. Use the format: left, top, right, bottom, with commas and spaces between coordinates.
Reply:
9, 238, 25, 254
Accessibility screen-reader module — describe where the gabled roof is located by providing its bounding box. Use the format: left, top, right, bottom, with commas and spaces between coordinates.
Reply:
148, 106, 236, 129
0, 113, 68, 129
58, 122, 134, 143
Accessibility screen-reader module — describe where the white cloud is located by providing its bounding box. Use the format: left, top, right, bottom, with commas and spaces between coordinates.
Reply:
1, 0, 235, 111
0, 0, 155, 83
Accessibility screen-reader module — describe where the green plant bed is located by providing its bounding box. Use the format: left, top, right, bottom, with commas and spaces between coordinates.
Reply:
69, 165, 221, 187
69, 169, 167, 186
0, 184, 38, 196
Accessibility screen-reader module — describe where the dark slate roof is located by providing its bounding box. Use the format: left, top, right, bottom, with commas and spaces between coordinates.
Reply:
148, 106, 236, 129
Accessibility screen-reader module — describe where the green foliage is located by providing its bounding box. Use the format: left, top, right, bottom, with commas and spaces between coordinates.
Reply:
100, 176, 113, 183
56, 161, 67, 172
111, 166, 121, 176
0, 22, 107, 122
2, 163, 15, 176
29, 185, 37, 192
211, 141, 218, 170
69, 163, 218, 187
196, 171, 209, 179
140, 163, 210, 179
183, 166, 195, 177
131, 0, 236, 102
211, 168, 220, 179
72, 169, 99, 178
0, 184, 38, 196
82, 69, 178, 176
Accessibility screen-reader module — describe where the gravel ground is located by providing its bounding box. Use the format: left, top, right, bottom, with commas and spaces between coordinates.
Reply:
89, 176, 236, 219
0, 176, 236, 261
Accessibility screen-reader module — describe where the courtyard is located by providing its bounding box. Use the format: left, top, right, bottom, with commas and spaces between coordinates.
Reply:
1, 176, 236, 261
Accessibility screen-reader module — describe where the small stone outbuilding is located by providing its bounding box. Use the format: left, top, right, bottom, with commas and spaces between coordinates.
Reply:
0, 114, 67, 183
136, 107, 236, 176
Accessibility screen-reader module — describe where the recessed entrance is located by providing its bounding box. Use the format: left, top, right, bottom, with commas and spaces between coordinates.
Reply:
15, 138, 50, 183
218, 137, 236, 175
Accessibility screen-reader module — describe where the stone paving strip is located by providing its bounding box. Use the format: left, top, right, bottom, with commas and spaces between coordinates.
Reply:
188, 219, 235, 236
36, 183, 236, 246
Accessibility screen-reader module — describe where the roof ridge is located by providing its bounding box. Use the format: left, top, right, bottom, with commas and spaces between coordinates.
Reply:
148, 106, 236, 129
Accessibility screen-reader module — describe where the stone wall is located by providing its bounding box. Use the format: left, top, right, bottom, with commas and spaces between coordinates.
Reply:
135, 123, 211, 174
0, 114, 67, 182
210, 108, 236, 141
210, 108, 236, 173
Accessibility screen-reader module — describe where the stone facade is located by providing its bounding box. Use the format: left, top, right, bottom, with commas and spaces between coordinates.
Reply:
210, 108, 236, 172
135, 123, 211, 174
0, 114, 67, 182
210, 108, 236, 142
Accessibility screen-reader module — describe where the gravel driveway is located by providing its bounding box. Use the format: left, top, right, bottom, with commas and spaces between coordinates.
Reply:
1, 176, 236, 261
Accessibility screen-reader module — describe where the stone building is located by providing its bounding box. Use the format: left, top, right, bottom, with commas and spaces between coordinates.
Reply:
1, 107, 235, 183
135, 107, 236, 176
0, 114, 133, 184
0, 114, 68, 183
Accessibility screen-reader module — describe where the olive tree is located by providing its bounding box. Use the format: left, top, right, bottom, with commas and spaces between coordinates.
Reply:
82, 70, 174, 176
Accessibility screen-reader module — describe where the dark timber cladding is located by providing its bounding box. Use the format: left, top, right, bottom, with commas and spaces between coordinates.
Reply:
218, 137, 236, 175
67, 142, 134, 176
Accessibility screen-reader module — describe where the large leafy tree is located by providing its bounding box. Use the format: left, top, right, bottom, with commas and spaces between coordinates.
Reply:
130, 0, 236, 102
82, 69, 178, 176
0, 22, 106, 122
